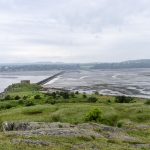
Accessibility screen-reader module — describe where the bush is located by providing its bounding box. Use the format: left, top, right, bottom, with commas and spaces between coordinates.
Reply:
117, 121, 123, 128
3, 104, 13, 109
145, 100, 150, 105
25, 100, 35, 106
70, 92, 75, 98
61, 92, 70, 99
23, 109, 43, 115
0, 103, 16, 110
23, 96, 28, 100
85, 108, 102, 122
87, 97, 98, 103
75, 91, 79, 95
15, 95, 21, 100
63, 93, 70, 99
107, 100, 111, 103
34, 95, 41, 99
45, 99, 56, 105
0, 118, 3, 131
101, 113, 119, 126
83, 93, 87, 98
115, 96, 134, 103
51, 92, 56, 99
4, 95, 12, 100
95, 91, 99, 95
18, 100, 24, 105
51, 114, 61, 122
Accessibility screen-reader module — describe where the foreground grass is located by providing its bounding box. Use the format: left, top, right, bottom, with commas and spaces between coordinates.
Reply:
0, 83, 149, 149
0, 101, 149, 124
0, 133, 144, 150
0, 101, 149, 150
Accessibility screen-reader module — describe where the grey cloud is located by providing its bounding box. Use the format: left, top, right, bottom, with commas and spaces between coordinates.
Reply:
0, 0, 150, 63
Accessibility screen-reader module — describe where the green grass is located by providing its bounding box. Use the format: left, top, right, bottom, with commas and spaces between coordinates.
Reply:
0, 101, 149, 150
0, 134, 142, 150
0, 84, 149, 149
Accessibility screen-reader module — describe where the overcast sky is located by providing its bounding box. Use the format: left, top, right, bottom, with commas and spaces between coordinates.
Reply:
0, 0, 150, 63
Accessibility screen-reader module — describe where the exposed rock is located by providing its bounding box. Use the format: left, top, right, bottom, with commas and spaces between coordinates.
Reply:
134, 144, 150, 149
2, 122, 71, 131
71, 143, 100, 150
11, 127, 102, 139
2, 122, 31, 131
3, 122, 142, 145
12, 139, 50, 146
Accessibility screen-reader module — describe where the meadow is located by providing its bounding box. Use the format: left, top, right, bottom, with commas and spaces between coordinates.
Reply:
0, 83, 149, 150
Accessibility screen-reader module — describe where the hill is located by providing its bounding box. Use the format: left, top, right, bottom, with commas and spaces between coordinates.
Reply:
91, 59, 150, 69
0, 84, 149, 149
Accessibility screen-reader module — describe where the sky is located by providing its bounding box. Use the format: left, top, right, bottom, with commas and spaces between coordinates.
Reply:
0, 0, 150, 63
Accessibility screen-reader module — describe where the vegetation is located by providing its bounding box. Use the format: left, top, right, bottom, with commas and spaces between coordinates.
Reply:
87, 96, 98, 103
85, 108, 102, 122
34, 94, 41, 99
145, 100, 150, 105
0, 83, 149, 150
115, 96, 134, 103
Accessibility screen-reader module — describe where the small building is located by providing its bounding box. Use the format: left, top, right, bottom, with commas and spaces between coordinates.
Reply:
21, 80, 30, 84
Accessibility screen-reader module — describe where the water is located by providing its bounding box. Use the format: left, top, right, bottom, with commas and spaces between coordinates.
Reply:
1, 69, 150, 98
0, 71, 56, 93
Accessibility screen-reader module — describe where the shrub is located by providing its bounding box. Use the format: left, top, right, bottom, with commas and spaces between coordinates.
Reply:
4, 95, 12, 100
134, 114, 150, 122
15, 95, 21, 100
45, 99, 56, 105
87, 97, 98, 103
23, 109, 43, 115
51, 114, 61, 122
34, 95, 41, 99
107, 100, 111, 103
78, 136, 92, 141
23, 96, 28, 100
70, 92, 75, 98
101, 113, 119, 126
83, 93, 87, 98
4, 104, 13, 109
62, 92, 70, 99
95, 91, 99, 95
75, 91, 79, 95
145, 100, 150, 105
18, 100, 24, 105
0, 118, 3, 131
51, 92, 56, 99
117, 121, 123, 128
0, 103, 15, 110
60, 92, 69, 99
115, 96, 134, 103
85, 108, 102, 122
25, 100, 35, 106
58, 124, 63, 128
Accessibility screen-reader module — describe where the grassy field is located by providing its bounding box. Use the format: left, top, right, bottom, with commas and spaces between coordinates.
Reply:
0, 83, 149, 150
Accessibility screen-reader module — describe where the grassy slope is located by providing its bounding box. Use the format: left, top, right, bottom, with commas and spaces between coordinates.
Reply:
0, 83, 149, 150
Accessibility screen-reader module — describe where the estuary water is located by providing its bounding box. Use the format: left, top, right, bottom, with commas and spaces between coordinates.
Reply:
0, 69, 150, 98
